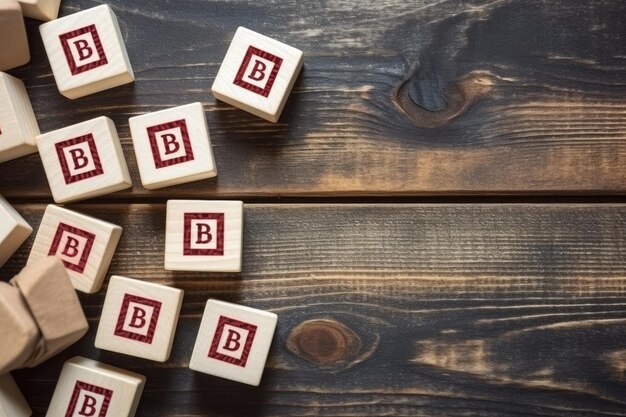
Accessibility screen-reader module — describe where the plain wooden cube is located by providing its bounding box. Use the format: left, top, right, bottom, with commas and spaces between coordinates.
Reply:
164, 200, 244, 272
0, 72, 40, 163
0, 0, 30, 71
39, 4, 134, 99
95, 275, 184, 362
189, 299, 277, 386
0, 195, 32, 267
128, 102, 217, 190
0, 282, 39, 374
36, 116, 132, 203
211, 27, 304, 122
27, 204, 122, 294
10, 257, 89, 367
17, 0, 60, 21
0, 374, 31, 417
45, 356, 145, 417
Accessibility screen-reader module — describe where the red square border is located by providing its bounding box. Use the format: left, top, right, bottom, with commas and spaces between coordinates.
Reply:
59, 24, 108, 75
208, 315, 257, 367
233, 45, 283, 97
146, 119, 195, 169
65, 380, 113, 417
54, 134, 104, 185
114, 293, 162, 344
183, 213, 224, 256
48, 222, 96, 274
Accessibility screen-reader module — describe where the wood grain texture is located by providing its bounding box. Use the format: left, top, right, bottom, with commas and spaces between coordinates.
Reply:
1, 203, 625, 416
0, 0, 625, 198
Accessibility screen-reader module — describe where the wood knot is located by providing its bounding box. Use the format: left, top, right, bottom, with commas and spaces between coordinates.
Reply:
287, 319, 362, 367
394, 70, 494, 128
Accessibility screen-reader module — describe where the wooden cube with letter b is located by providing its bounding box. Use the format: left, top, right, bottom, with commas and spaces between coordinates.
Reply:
27, 205, 122, 294
39, 4, 134, 99
165, 200, 244, 272
190, 299, 277, 386
0, 195, 32, 268
45, 356, 145, 417
129, 103, 217, 190
36, 117, 132, 203
211, 27, 304, 122
95, 276, 184, 362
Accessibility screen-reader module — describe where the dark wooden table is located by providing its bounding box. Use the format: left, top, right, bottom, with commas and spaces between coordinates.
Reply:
1, 1, 625, 416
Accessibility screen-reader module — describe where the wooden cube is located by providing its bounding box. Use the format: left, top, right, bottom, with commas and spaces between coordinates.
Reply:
95, 275, 184, 362
0, 374, 31, 417
0, 195, 32, 267
211, 27, 304, 123
189, 299, 277, 386
36, 116, 132, 203
27, 204, 122, 294
0, 72, 40, 163
0, 0, 30, 70
39, 4, 134, 99
164, 200, 243, 272
128, 103, 217, 190
0, 282, 38, 374
10, 257, 88, 367
17, 0, 60, 21
45, 356, 145, 417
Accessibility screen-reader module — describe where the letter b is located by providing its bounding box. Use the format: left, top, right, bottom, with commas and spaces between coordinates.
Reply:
247, 59, 267, 81
222, 329, 242, 352
68, 148, 90, 170
78, 394, 98, 416
128, 306, 147, 329
61, 235, 81, 258
195, 223, 212, 244
160, 133, 180, 155
73, 39, 94, 61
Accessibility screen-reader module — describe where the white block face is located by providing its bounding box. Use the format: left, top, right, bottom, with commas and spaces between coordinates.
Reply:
129, 103, 217, 190
0, 373, 32, 417
45, 357, 145, 417
27, 205, 122, 294
211, 27, 304, 123
17, 0, 61, 21
189, 299, 277, 386
36, 116, 132, 203
0, 73, 40, 163
39, 5, 134, 99
95, 276, 184, 362
0, 195, 32, 267
165, 200, 243, 272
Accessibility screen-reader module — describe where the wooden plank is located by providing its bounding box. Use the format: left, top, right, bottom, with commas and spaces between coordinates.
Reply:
1, 0, 625, 198
2, 203, 625, 416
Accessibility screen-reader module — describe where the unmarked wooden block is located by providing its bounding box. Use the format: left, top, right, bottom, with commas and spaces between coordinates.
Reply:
0, 195, 32, 267
0, 0, 30, 71
17, 0, 60, 21
165, 200, 244, 272
0, 374, 31, 417
46, 356, 145, 417
36, 116, 132, 203
189, 299, 277, 386
211, 27, 304, 123
27, 204, 122, 294
39, 4, 134, 99
0, 72, 40, 163
0, 282, 38, 374
95, 275, 184, 362
11, 257, 89, 367
128, 103, 217, 190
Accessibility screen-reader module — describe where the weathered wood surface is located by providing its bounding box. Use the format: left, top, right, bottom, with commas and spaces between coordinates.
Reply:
1, 0, 625, 198
2, 204, 625, 416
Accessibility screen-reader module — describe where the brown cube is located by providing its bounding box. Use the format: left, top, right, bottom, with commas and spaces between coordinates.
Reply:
0, 0, 30, 71
10, 256, 89, 367
0, 282, 39, 374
